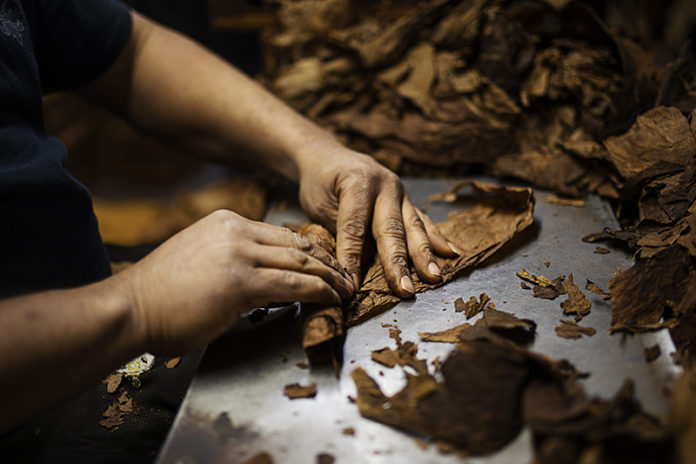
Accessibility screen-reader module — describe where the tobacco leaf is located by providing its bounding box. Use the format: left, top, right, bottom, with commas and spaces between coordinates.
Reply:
584, 280, 608, 297
419, 307, 536, 347
346, 182, 534, 326
370, 341, 428, 375
603, 106, 696, 180
454, 293, 492, 319
283, 383, 317, 399
518, 269, 566, 300
555, 320, 596, 340
294, 224, 345, 362
644, 344, 661, 363
609, 246, 692, 333
560, 274, 591, 322
352, 340, 530, 455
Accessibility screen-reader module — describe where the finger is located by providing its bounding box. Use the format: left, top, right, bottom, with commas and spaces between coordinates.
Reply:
371, 183, 414, 298
248, 269, 342, 307
402, 197, 441, 284
251, 221, 349, 281
335, 183, 375, 290
415, 208, 460, 258
250, 243, 353, 299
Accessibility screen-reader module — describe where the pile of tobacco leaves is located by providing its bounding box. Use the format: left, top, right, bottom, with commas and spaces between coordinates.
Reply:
261, 0, 696, 462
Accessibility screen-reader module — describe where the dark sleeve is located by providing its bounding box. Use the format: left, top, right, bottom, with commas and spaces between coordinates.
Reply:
32, 0, 132, 93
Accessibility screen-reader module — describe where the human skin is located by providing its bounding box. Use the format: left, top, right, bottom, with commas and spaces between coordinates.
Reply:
0, 11, 456, 434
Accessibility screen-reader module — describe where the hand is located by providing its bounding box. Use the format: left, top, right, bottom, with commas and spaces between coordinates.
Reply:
117, 210, 354, 355
296, 143, 458, 298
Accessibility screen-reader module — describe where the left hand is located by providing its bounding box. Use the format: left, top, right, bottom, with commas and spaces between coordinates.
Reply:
296, 143, 458, 298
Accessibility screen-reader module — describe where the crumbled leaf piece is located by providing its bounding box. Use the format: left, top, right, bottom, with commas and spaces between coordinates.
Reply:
296, 361, 309, 369
594, 247, 610, 254
585, 279, 608, 297
544, 195, 586, 207
421, 307, 535, 346
317, 453, 334, 464
419, 323, 472, 343
454, 293, 492, 318
99, 390, 133, 431
521, 281, 530, 290
533, 276, 566, 300
560, 274, 591, 321
342, 427, 355, 436
644, 344, 661, 363
103, 373, 122, 394
165, 357, 181, 369
371, 347, 400, 368
284, 383, 317, 399
544, 262, 550, 268
555, 320, 596, 339
243, 452, 273, 464
414, 438, 429, 450
517, 268, 555, 287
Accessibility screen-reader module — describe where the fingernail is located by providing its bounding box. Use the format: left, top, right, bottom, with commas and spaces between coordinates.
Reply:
428, 262, 440, 276
400, 275, 415, 294
351, 273, 361, 291
448, 241, 461, 256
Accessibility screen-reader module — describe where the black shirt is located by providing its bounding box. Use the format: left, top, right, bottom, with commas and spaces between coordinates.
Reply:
0, 0, 131, 297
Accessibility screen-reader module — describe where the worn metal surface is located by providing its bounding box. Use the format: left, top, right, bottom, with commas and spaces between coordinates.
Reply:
156, 177, 680, 464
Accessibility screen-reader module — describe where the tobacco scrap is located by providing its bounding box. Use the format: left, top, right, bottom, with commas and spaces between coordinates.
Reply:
544, 195, 586, 207
372, 331, 428, 375
103, 373, 122, 394
165, 357, 181, 369
342, 427, 355, 436
454, 293, 492, 319
518, 269, 566, 300
420, 307, 536, 347
283, 383, 317, 399
644, 344, 661, 363
594, 247, 610, 254
316, 453, 335, 464
560, 274, 591, 321
555, 320, 596, 340
347, 182, 534, 326
585, 279, 608, 298
243, 452, 274, 464
99, 390, 133, 431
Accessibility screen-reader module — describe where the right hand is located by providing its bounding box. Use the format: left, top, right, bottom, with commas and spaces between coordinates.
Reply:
116, 210, 354, 355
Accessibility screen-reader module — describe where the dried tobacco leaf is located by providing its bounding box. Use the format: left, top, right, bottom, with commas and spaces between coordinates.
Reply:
284, 383, 317, 399
544, 195, 586, 207
560, 274, 591, 321
644, 344, 661, 363
419, 307, 536, 347
603, 106, 696, 180
609, 246, 692, 333
103, 373, 122, 394
594, 247, 610, 254
352, 339, 530, 455
555, 320, 596, 339
165, 357, 181, 369
518, 269, 566, 300
454, 293, 492, 318
347, 182, 534, 326
243, 452, 274, 464
584, 279, 608, 297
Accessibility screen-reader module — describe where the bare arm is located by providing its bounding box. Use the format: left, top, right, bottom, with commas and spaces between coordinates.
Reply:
0, 275, 140, 435
0, 211, 352, 435
79, 12, 457, 296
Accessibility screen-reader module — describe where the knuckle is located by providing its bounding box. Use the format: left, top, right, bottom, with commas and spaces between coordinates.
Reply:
289, 247, 309, 267
407, 214, 425, 230
417, 242, 434, 258
342, 218, 368, 240
283, 272, 302, 291
379, 217, 406, 240
389, 251, 409, 269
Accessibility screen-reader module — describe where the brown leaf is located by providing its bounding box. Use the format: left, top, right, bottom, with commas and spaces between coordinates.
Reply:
644, 344, 661, 363
555, 320, 596, 339
165, 357, 181, 369
284, 383, 317, 399
560, 274, 591, 321
103, 373, 122, 394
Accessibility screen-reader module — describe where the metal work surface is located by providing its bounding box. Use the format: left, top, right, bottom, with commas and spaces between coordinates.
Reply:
156, 177, 680, 464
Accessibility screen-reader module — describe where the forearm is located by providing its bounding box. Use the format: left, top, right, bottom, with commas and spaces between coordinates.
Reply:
0, 275, 143, 435
81, 12, 339, 181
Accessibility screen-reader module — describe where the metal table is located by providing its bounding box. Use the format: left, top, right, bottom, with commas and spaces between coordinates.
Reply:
156, 177, 680, 464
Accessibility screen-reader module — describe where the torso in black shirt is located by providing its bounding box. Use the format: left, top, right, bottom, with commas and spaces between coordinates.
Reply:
0, 0, 131, 296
